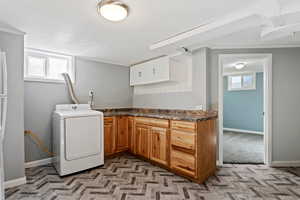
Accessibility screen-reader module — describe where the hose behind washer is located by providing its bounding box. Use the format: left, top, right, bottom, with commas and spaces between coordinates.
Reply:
62, 73, 80, 104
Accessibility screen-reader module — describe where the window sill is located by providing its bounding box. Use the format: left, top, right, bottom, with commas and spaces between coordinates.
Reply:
24, 78, 68, 84
228, 87, 256, 91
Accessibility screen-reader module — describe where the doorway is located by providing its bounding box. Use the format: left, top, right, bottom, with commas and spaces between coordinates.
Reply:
218, 54, 272, 165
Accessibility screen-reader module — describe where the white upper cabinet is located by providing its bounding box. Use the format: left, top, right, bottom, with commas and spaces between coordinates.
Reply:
130, 56, 170, 86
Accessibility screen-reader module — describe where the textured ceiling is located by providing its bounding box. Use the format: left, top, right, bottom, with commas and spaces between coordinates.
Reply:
0, 0, 258, 65
0, 0, 299, 66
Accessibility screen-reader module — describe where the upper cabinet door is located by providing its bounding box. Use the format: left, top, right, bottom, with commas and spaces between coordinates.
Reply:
130, 64, 146, 86
130, 56, 170, 86
148, 57, 170, 83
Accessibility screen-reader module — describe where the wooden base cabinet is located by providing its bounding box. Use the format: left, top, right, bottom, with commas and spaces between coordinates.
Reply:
135, 125, 150, 158
116, 116, 129, 152
149, 127, 168, 166
170, 119, 216, 183
128, 117, 135, 153
104, 117, 116, 156
196, 119, 217, 182
171, 149, 196, 177
134, 117, 169, 165
104, 116, 129, 155
103, 116, 217, 183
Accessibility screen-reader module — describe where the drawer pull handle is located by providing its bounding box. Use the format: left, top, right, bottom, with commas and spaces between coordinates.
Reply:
171, 144, 195, 153
174, 125, 194, 130
177, 165, 193, 171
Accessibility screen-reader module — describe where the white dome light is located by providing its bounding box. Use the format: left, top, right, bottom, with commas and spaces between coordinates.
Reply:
98, 0, 129, 22
235, 63, 246, 70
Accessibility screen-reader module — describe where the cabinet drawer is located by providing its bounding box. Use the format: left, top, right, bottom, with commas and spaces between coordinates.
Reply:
135, 117, 169, 128
171, 120, 196, 132
171, 149, 196, 177
171, 130, 195, 151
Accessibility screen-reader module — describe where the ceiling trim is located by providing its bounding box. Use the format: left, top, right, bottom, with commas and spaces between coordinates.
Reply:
190, 43, 300, 53
76, 56, 129, 67
25, 47, 73, 57
0, 26, 25, 35
149, 1, 300, 55
25, 47, 129, 67
149, 8, 262, 52
210, 44, 300, 50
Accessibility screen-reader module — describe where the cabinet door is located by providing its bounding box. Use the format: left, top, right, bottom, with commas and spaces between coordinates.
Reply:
130, 56, 169, 86
135, 125, 150, 158
104, 118, 115, 156
130, 64, 149, 86
150, 127, 168, 166
149, 56, 169, 83
116, 116, 129, 152
128, 117, 135, 153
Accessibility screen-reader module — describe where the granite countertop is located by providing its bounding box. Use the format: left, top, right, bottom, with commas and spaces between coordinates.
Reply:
94, 108, 218, 122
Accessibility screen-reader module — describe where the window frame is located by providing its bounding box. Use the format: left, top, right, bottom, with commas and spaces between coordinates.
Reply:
227, 73, 256, 91
24, 49, 75, 84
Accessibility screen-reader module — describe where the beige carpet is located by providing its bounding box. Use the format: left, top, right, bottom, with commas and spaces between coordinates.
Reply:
223, 131, 264, 164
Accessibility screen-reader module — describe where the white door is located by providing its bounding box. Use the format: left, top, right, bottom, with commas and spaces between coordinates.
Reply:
65, 116, 102, 161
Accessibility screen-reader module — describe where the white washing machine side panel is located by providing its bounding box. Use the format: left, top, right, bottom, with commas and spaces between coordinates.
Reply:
65, 116, 102, 161
52, 114, 62, 174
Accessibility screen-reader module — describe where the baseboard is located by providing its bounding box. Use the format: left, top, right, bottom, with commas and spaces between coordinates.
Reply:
4, 176, 26, 189
223, 128, 263, 135
25, 157, 53, 168
271, 161, 300, 167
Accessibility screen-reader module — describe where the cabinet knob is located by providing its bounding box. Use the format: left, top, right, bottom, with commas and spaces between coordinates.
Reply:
138, 71, 142, 77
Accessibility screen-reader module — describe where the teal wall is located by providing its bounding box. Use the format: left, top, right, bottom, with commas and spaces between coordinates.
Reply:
223, 72, 264, 132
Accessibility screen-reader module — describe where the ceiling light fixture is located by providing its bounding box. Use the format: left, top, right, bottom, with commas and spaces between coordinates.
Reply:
97, 0, 129, 22
235, 63, 246, 70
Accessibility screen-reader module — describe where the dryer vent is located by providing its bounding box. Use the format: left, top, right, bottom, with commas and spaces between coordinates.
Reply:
62, 73, 80, 104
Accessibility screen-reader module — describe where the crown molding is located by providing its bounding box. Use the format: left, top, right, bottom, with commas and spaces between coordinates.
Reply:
76, 56, 129, 67
0, 27, 25, 35
210, 44, 300, 50
0, 22, 25, 35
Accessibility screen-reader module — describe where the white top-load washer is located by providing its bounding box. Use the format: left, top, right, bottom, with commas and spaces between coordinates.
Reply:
52, 104, 104, 176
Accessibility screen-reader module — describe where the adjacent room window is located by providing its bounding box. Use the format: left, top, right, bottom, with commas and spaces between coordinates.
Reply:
24, 49, 74, 83
228, 73, 256, 91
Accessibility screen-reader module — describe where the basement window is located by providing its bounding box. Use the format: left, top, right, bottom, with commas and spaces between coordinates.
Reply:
24, 49, 75, 83
228, 73, 256, 91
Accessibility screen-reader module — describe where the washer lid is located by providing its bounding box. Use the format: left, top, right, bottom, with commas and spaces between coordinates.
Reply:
55, 110, 103, 119
54, 104, 103, 119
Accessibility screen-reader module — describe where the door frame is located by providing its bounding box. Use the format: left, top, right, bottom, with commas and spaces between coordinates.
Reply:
218, 54, 272, 166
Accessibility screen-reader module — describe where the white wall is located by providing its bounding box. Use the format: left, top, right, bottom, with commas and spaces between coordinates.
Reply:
24, 58, 132, 162
132, 48, 209, 110
208, 48, 300, 162
0, 31, 25, 181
